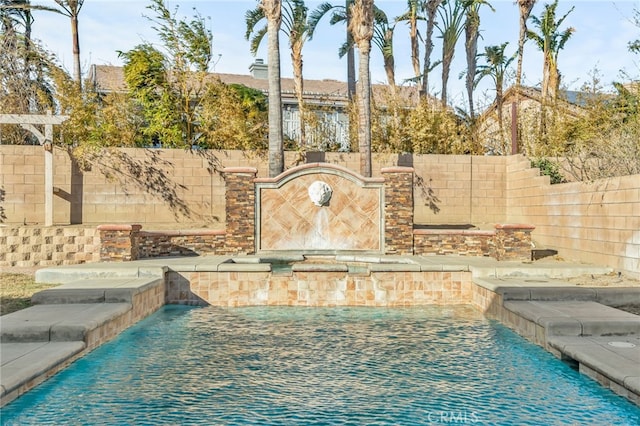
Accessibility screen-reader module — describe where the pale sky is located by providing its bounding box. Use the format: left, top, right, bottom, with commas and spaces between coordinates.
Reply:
28, 0, 640, 110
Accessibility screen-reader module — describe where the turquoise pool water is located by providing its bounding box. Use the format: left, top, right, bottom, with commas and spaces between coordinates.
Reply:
2, 305, 639, 425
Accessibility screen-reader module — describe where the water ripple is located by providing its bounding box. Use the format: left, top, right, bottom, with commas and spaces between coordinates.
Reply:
2, 305, 639, 425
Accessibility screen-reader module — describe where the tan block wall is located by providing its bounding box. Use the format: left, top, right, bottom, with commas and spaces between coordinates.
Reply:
409, 154, 507, 226
2, 147, 637, 275
506, 155, 640, 278
0, 226, 100, 267
0, 147, 507, 228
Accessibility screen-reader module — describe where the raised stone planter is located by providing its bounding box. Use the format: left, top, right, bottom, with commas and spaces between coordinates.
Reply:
494, 223, 535, 261
97, 224, 142, 262
413, 224, 534, 261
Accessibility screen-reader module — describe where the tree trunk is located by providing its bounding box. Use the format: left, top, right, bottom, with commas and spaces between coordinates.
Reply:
410, 15, 420, 79
516, 1, 535, 90
541, 52, 551, 100
347, 47, 356, 100
421, 0, 441, 98
441, 50, 453, 106
384, 28, 396, 94
265, 0, 284, 177
71, 13, 81, 89
465, 9, 479, 119
496, 86, 505, 154
384, 52, 396, 95
349, 0, 374, 177
548, 60, 559, 101
357, 44, 372, 177
291, 45, 305, 148
346, 0, 356, 100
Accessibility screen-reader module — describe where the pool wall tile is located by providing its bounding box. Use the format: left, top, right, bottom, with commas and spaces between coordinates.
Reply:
165, 268, 476, 307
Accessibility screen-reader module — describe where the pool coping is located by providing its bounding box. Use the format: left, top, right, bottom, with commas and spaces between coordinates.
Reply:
1, 255, 639, 407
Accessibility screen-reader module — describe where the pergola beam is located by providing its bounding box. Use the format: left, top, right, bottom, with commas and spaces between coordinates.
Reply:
0, 112, 69, 226
0, 114, 69, 125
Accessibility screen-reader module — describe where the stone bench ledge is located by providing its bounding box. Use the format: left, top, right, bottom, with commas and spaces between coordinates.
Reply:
139, 229, 225, 237
413, 229, 496, 236
96, 224, 142, 232
494, 223, 536, 230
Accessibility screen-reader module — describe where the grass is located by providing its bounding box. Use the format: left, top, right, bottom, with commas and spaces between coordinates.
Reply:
0, 273, 58, 316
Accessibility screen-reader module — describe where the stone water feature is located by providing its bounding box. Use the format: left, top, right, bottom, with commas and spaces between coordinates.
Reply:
215, 162, 415, 256
254, 163, 389, 254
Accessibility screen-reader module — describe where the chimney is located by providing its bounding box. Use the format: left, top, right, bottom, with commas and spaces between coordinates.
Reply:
249, 58, 268, 79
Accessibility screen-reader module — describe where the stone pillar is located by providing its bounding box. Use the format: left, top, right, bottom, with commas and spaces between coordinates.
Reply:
223, 167, 257, 255
382, 167, 414, 255
494, 223, 535, 261
97, 224, 142, 262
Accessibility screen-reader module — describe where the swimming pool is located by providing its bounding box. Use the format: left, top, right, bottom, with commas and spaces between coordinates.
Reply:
2, 305, 639, 425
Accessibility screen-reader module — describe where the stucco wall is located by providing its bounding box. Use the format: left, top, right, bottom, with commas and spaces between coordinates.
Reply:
506, 156, 640, 278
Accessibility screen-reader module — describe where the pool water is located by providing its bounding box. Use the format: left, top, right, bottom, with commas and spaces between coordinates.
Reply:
2, 305, 639, 425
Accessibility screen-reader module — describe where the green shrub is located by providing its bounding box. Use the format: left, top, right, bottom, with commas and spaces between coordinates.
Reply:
531, 158, 566, 184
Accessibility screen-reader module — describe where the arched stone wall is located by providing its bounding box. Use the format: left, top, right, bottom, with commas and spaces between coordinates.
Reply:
254, 163, 386, 254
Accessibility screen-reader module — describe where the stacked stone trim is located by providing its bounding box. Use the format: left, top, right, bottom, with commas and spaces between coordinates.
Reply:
414, 229, 496, 257
382, 167, 414, 255
97, 224, 141, 262
494, 223, 535, 261
223, 167, 257, 255
138, 230, 226, 258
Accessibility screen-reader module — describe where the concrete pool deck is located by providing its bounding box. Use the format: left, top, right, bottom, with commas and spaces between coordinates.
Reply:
1, 255, 639, 406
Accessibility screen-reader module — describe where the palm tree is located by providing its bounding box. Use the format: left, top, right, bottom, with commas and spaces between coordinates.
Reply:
372, 7, 396, 91
1, 1, 34, 115
516, 0, 536, 91
421, 0, 443, 98
308, 1, 356, 100
396, 0, 424, 81
1, 1, 84, 88
262, 0, 284, 177
436, 0, 466, 106
526, 0, 574, 102
348, 0, 374, 177
475, 42, 515, 154
513, 0, 536, 152
246, 0, 309, 147
1, 1, 33, 52
463, 0, 493, 119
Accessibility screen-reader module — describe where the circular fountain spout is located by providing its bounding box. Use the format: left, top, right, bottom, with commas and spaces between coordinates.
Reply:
308, 181, 333, 207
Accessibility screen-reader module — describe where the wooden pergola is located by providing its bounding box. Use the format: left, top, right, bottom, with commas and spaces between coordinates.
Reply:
0, 112, 69, 226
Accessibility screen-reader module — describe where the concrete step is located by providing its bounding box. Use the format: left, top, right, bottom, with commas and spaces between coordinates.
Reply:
1, 341, 86, 404
31, 277, 164, 304
548, 335, 640, 403
35, 263, 165, 284
474, 277, 640, 305
0, 303, 131, 343
504, 300, 640, 337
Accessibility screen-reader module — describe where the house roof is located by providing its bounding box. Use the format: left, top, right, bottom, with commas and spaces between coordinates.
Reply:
88, 64, 422, 108
477, 85, 590, 123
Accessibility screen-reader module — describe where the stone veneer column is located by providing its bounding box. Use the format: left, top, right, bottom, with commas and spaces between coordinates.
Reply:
382, 167, 414, 255
97, 224, 142, 261
223, 167, 257, 254
494, 223, 535, 261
